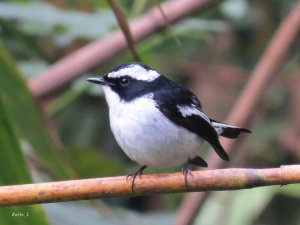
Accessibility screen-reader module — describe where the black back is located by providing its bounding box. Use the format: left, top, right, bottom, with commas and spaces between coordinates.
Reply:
152, 79, 229, 161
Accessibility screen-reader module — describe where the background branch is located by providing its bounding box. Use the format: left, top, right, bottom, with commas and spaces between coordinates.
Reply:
107, 0, 141, 62
1, 165, 300, 206
29, 0, 220, 97
175, 2, 300, 225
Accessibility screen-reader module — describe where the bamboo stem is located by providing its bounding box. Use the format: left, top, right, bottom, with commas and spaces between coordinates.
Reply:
0, 165, 299, 206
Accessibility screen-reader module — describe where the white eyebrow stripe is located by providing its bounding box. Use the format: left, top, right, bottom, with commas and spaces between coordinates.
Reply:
107, 65, 160, 81
177, 105, 210, 123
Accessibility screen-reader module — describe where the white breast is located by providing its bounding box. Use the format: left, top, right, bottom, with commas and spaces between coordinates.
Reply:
103, 87, 203, 167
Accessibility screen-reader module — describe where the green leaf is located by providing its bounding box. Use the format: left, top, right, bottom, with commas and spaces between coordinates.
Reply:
0, 2, 116, 42
225, 188, 278, 225
0, 43, 74, 179
279, 184, 300, 198
195, 188, 278, 225
0, 98, 31, 185
0, 96, 49, 225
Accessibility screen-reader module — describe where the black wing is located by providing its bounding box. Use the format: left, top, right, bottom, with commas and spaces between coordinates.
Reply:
153, 81, 229, 161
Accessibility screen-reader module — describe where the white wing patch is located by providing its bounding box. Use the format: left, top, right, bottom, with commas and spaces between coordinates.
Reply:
107, 64, 160, 81
211, 121, 239, 134
177, 105, 210, 122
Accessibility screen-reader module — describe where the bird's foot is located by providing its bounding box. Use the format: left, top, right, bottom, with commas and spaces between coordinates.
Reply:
182, 165, 193, 188
126, 165, 147, 193
182, 156, 207, 188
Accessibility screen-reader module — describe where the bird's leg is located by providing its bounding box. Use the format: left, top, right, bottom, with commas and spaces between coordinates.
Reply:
182, 160, 194, 188
182, 156, 208, 188
126, 165, 147, 192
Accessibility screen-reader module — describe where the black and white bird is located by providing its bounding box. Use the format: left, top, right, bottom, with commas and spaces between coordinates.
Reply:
87, 62, 250, 190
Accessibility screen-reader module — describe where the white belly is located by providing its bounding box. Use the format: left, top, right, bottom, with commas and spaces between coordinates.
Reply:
104, 88, 203, 167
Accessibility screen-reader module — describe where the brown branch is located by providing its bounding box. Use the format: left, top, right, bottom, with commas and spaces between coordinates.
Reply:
107, 0, 141, 62
175, 2, 300, 225
281, 72, 300, 158
155, 0, 182, 46
0, 165, 300, 206
29, 0, 220, 97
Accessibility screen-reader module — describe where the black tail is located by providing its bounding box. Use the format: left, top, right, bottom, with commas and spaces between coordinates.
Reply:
211, 141, 230, 161
210, 119, 251, 139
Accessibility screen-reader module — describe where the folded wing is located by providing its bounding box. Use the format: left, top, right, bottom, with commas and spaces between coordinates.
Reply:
154, 86, 230, 161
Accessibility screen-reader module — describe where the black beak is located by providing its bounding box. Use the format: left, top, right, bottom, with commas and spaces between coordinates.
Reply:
87, 77, 113, 86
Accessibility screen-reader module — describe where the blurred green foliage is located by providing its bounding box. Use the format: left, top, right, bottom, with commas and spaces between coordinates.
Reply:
0, 92, 49, 225
0, 0, 299, 225
0, 43, 74, 179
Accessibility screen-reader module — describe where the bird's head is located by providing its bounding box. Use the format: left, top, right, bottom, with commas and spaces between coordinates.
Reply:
87, 62, 163, 102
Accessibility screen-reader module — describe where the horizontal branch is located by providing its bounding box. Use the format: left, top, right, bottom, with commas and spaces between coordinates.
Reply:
0, 165, 300, 206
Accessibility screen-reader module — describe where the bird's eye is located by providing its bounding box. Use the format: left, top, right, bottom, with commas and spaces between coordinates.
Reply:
119, 77, 130, 86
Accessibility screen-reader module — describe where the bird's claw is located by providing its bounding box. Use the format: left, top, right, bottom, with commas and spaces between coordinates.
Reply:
182, 166, 193, 188
126, 165, 147, 192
